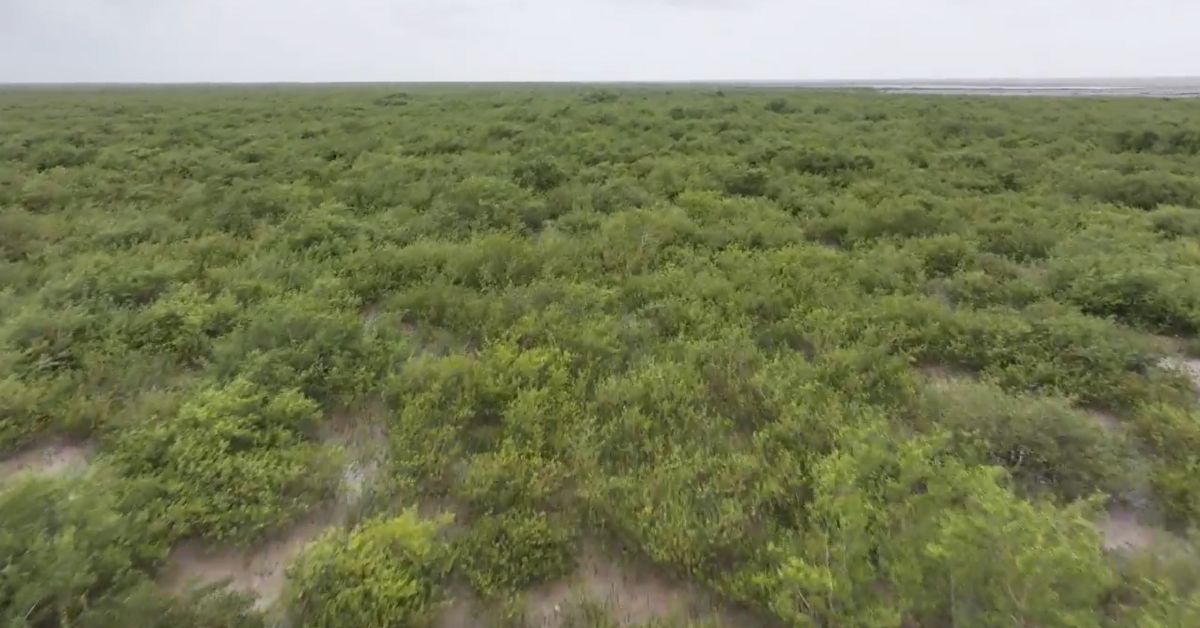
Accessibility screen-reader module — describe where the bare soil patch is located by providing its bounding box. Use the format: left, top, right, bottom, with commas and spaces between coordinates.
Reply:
1100, 506, 1157, 552
0, 441, 93, 481
159, 509, 339, 611
1159, 356, 1200, 393
323, 400, 391, 504
1182, 358, 1200, 391
521, 544, 756, 627
918, 364, 975, 386
436, 581, 488, 628
1086, 409, 1123, 433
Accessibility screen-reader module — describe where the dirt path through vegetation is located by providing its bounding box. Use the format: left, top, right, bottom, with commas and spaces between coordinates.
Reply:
521, 544, 755, 627
435, 582, 487, 628
0, 441, 93, 480
159, 509, 339, 610
159, 406, 389, 610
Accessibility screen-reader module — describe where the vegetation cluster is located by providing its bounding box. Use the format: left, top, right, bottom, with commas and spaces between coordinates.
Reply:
2, 86, 1200, 626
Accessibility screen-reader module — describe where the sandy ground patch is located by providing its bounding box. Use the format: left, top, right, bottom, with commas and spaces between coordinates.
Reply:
1182, 358, 1200, 391
1159, 356, 1200, 393
1086, 410, 1123, 433
521, 544, 756, 627
918, 364, 975, 386
436, 582, 488, 628
323, 401, 391, 509
1100, 506, 1157, 552
0, 441, 93, 480
159, 509, 339, 611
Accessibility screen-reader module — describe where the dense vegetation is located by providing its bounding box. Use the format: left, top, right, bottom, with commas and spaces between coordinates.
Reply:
1, 86, 1199, 626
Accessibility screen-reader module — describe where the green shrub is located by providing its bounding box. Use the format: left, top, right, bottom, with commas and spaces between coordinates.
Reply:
908, 233, 979, 277
374, 92, 409, 107
458, 510, 575, 596
1114, 128, 1200, 155
976, 219, 1057, 262
287, 511, 452, 628
126, 285, 238, 364
1080, 171, 1199, 210
1108, 535, 1200, 625
919, 379, 1131, 499
460, 445, 569, 514
0, 209, 62, 262
754, 428, 1112, 627
108, 379, 340, 542
212, 293, 379, 404
941, 268, 1045, 308
1133, 404, 1200, 526
1048, 257, 1200, 335
764, 98, 793, 114
822, 195, 959, 244
0, 476, 164, 626
514, 157, 567, 192
431, 175, 548, 232
386, 353, 493, 490
3, 305, 95, 377
0, 375, 57, 451
582, 90, 618, 104
774, 149, 874, 177
720, 165, 769, 198
0, 477, 260, 628
1113, 129, 1162, 153
5, 87, 1200, 625
60, 582, 265, 628
1150, 206, 1200, 238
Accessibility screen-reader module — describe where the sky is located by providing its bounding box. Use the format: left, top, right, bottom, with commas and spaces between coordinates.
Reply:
1, 0, 1197, 83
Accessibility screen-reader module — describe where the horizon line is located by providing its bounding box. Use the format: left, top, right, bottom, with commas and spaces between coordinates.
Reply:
3, 75, 1200, 87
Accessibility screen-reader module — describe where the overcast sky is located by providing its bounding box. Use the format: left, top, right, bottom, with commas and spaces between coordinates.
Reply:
1, 0, 1196, 83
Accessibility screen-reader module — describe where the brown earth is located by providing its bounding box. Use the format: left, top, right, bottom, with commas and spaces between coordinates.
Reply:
159, 509, 340, 611
1100, 506, 1157, 552
519, 544, 756, 627
0, 441, 93, 480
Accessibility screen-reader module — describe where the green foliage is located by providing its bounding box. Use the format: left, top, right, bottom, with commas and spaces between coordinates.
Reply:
1149, 205, 1200, 239
0, 476, 164, 626
3, 87, 1200, 625
286, 511, 452, 628
919, 379, 1131, 499
1114, 128, 1200, 155
0, 476, 265, 627
459, 510, 576, 596
1133, 404, 1200, 525
126, 285, 238, 364
1108, 535, 1200, 625
753, 429, 1112, 627
1049, 254, 1200, 335
513, 156, 567, 192
109, 378, 340, 542
1077, 170, 1199, 210
212, 293, 380, 404
764, 98, 795, 114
